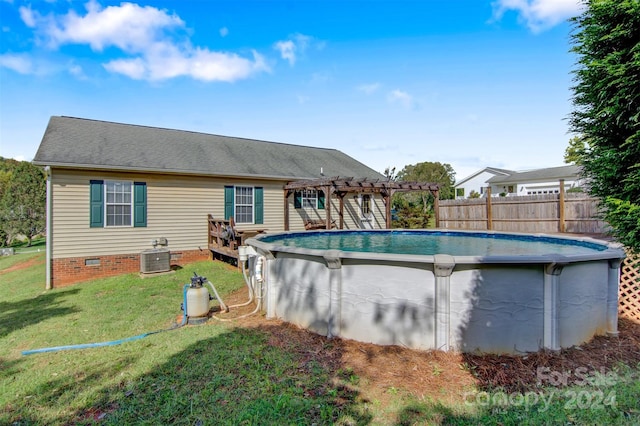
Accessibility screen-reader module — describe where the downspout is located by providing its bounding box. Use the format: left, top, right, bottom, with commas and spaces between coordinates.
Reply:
44, 166, 52, 290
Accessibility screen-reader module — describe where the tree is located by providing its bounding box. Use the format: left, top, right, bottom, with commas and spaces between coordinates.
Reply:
391, 161, 456, 228
0, 159, 46, 246
383, 166, 397, 181
396, 161, 456, 201
563, 135, 588, 165
568, 0, 640, 251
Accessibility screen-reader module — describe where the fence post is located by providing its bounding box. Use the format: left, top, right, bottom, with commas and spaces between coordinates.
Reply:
486, 187, 492, 230
559, 179, 565, 233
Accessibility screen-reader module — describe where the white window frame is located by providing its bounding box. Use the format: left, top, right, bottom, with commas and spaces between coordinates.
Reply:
235, 186, 254, 224
105, 180, 133, 227
361, 194, 372, 216
301, 189, 318, 209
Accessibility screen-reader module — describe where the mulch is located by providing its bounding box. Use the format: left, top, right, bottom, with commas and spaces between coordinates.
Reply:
219, 285, 640, 402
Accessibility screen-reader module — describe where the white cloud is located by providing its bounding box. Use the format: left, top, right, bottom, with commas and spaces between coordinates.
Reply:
19, 5, 36, 28
104, 47, 268, 82
274, 40, 296, 65
357, 83, 381, 95
43, 1, 185, 52
20, 1, 269, 82
273, 33, 318, 66
491, 0, 584, 32
387, 89, 415, 110
0, 53, 32, 73
219, 27, 228, 37
104, 56, 146, 79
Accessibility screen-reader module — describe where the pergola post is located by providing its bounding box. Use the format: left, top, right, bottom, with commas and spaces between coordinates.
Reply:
383, 189, 395, 229
283, 189, 291, 231
434, 189, 440, 228
325, 185, 333, 229
338, 192, 346, 229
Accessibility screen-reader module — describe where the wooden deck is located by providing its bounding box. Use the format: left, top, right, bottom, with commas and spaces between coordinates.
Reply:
208, 215, 266, 265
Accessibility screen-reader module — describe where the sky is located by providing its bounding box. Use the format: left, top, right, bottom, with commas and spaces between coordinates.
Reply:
0, 0, 585, 181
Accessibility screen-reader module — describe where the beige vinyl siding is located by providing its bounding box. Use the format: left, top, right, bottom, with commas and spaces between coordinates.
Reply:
51, 169, 288, 258
337, 195, 385, 229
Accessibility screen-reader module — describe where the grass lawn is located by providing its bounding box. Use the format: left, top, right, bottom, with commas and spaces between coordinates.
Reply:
1, 252, 639, 425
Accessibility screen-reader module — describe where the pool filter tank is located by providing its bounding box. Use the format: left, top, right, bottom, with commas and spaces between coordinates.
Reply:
185, 274, 211, 323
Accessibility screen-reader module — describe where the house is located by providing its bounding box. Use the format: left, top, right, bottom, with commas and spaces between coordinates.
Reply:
454, 165, 583, 198
486, 165, 584, 196
453, 167, 514, 199
33, 116, 386, 287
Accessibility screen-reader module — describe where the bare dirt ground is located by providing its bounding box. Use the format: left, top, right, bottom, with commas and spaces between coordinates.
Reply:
0, 255, 45, 275
221, 285, 640, 407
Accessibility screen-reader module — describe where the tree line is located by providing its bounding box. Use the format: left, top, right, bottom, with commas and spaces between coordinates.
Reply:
0, 157, 46, 247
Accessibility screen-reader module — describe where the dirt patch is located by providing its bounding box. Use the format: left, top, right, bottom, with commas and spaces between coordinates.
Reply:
0, 255, 45, 275
217, 285, 640, 406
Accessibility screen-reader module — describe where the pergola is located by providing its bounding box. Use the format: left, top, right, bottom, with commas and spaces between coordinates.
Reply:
283, 177, 440, 230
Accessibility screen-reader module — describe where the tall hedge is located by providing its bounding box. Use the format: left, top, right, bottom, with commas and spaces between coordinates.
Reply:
569, 0, 640, 251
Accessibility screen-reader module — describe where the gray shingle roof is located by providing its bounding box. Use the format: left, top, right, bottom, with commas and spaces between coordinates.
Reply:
455, 167, 516, 186
33, 116, 384, 181
486, 165, 582, 184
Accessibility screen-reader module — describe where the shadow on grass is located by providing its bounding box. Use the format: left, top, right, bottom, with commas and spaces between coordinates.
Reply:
75, 325, 372, 425
0, 288, 81, 338
3, 356, 138, 426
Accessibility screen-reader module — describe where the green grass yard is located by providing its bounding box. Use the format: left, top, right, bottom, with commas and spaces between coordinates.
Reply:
1, 252, 639, 425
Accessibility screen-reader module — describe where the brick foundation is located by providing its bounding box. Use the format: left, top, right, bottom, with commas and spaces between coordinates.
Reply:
51, 249, 210, 287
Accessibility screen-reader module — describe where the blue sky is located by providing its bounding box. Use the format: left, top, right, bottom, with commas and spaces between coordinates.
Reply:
0, 0, 584, 181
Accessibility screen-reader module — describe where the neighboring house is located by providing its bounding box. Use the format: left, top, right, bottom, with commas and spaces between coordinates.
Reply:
33, 116, 385, 287
454, 167, 514, 199
454, 165, 583, 198
487, 165, 584, 196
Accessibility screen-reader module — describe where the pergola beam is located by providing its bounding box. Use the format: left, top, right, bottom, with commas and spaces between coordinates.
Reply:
283, 176, 440, 230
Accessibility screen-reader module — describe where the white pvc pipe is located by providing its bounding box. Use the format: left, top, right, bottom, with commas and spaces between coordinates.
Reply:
45, 166, 52, 290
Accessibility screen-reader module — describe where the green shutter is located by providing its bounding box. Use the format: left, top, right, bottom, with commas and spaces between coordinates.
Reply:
224, 186, 234, 220
255, 187, 263, 224
294, 191, 302, 209
317, 190, 325, 210
134, 182, 147, 227
90, 180, 104, 228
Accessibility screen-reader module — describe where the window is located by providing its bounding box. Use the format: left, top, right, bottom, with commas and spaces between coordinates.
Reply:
224, 186, 264, 224
456, 188, 465, 198
361, 194, 372, 216
301, 189, 318, 208
106, 181, 132, 226
294, 190, 325, 209
90, 180, 146, 228
235, 186, 254, 224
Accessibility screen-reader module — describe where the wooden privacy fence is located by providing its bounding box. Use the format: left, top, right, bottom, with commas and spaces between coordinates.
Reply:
620, 252, 640, 323
438, 192, 607, 234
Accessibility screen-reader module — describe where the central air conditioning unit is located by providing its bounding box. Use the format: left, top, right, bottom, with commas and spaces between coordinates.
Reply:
140, 248, 171, 274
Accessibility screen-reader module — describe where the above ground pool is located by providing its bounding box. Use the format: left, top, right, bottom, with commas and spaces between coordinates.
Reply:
246, 229, 625, 354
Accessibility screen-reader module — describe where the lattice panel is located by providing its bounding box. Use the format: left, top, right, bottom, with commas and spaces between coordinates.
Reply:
619, 252, 640, 323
